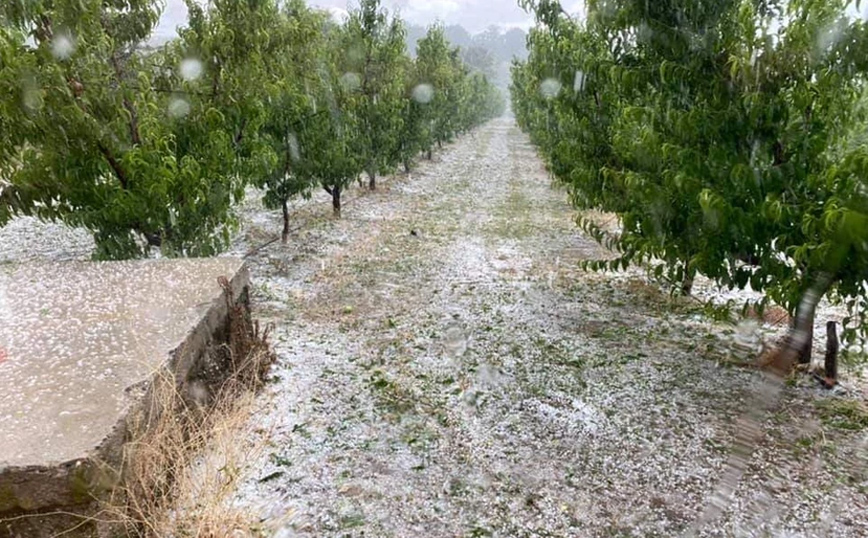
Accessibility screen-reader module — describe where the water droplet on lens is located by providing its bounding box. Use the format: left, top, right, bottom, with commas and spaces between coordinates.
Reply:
340, 72, 361, 91
22, 87, 43, 111
443, 324, 467, 357
168, 98, 191, 118
346, 44, 365, 64
734, 319, 761, 350
412, 83, 434, 104
540, 78, 561, 100
51, 33, 75, 60
179, 58, 203, 82
477, 362, 505, 387
817, 20, 846, 56
288, 133, 300, 162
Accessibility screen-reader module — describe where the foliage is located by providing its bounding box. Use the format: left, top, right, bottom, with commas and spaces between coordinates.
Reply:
816, 398, 868, 431
0, 0, 273, 258
394, 23, 505, 171
0, 0, 506, 257
256, 0, 327, 241
1, 0, 166, 258
513, 0, 868, 347
266, 5, 504, 215
394, 53, 429, 171
290, 17, 365, 218
343, 0, 407, 190
415, 25, 467, 147
462, 71, 506, 131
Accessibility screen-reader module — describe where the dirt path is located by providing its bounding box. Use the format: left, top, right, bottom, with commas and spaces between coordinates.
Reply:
0, 117, 863, 536
226, 118, 866, 537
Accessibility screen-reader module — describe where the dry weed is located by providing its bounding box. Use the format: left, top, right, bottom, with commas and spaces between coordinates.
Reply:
99, 280, 276, 538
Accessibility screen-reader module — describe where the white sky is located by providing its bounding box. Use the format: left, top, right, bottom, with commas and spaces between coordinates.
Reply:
153, 1, 589, 40
154, 1, 864, 43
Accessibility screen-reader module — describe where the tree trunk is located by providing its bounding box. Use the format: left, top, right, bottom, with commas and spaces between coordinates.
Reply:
680, 272, 695, 296
144, 232, 162, 248
281, 199, 290, 244
793, 298, 816, 365
824, 321, 839, 385
763, 274, 833, 377
800, 324, 814, 365
368, 171, 376, 191
789, 274, 833, 365
437, 140, 443, 149
427, 149, 432, 160
332, 186, 342, 217
404, 160, 411, 173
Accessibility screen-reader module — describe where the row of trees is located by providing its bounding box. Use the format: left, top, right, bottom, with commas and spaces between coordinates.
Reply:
0, 0, 504, 258
512, 0, 868, 352
406, 23, 529, 87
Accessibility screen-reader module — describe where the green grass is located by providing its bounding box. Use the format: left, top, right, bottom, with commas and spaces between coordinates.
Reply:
487, 186, 535, 240
816, 398, 868, 431
367, 369, 416, 417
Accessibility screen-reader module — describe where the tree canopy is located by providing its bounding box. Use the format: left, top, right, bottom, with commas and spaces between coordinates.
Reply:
512, 0, 868, 351
0, 0, 505, 256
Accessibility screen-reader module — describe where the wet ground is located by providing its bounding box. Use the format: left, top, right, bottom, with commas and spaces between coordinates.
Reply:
2, 118, 866, 537
229, 119, 868, 537
0, 258, 245, 469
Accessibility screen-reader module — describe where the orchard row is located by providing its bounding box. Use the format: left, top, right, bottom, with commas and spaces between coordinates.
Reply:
512, 0, 868, 349
0, 0, 505, 258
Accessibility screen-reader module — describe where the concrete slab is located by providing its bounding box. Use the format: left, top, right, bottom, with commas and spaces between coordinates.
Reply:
0, 258, 249, 521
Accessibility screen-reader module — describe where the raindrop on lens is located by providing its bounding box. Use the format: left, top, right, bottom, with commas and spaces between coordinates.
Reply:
168, 98, 191, 118
179, 58, 203, 82
463, 387, 481, 409
412, 83, 434, 104
477, 363, 504, 387
637, 22, 652, 44
347, 44, 365, 64
340, 72, 361, 91
817, 20, 845, 55
22, 85, 43, 111
734, 319, 760, 350
540, 78, 561, 100
703, 207, 721, 230
51, 33, 75, 60
443, 324, 467, 357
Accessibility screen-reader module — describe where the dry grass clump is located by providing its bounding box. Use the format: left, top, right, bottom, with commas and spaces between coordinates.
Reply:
102, 279, 276, 538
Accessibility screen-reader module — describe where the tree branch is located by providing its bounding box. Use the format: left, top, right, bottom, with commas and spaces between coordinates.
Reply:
234, 117, 249, 150
109, 54, 142, 146
97, 141, 130, 190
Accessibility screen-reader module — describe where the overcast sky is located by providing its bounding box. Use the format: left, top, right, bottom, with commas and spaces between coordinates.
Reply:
154, 0, 583, 40
314, 0, 534, 32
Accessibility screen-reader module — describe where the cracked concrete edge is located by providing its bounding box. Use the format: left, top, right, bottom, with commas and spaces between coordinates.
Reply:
0, 261, 251, 537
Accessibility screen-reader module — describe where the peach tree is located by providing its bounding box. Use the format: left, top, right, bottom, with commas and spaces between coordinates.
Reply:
0, 0, 277, 258
514, 0, 868, 353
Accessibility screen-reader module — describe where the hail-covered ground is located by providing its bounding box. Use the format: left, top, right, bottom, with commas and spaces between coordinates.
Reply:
2, 118, 867, 536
